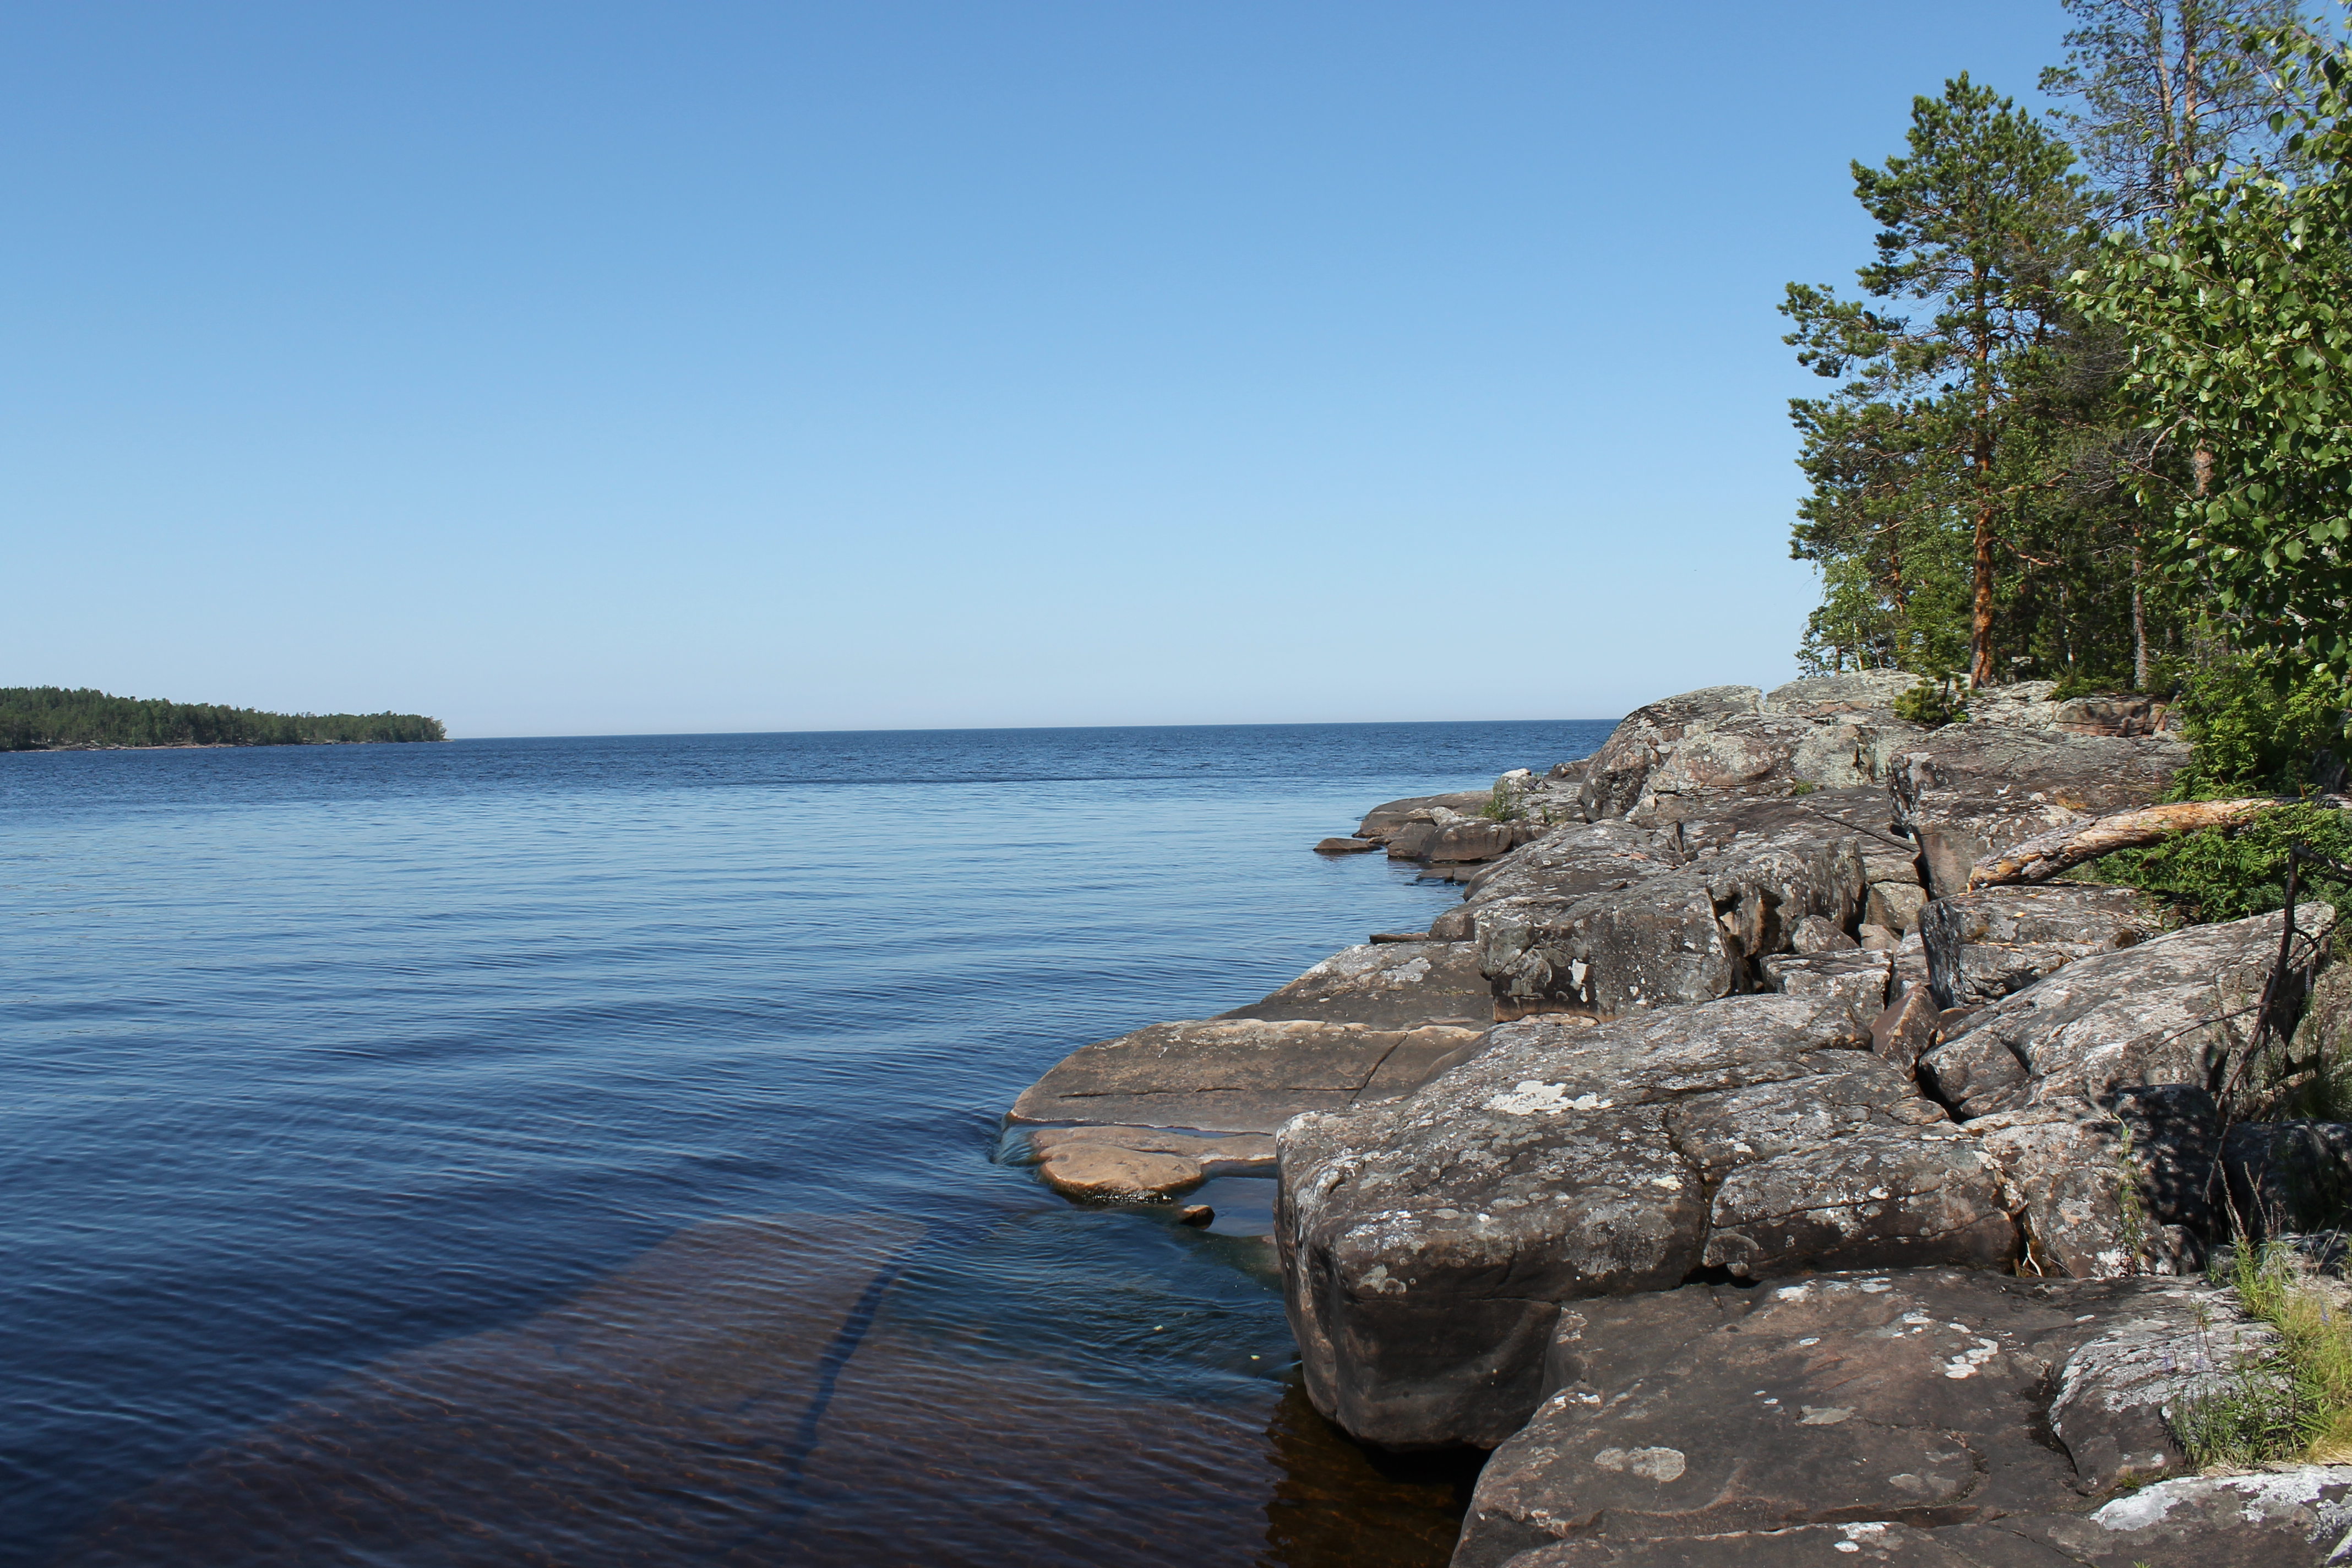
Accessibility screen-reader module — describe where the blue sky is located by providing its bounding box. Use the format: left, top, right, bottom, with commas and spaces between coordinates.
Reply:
2, 2, 2073, 737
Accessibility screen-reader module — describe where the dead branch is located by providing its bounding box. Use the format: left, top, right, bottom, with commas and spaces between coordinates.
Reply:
1965, 797, 2286, 889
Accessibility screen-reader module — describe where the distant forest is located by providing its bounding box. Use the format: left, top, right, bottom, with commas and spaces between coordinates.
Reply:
0, 687, 447, 750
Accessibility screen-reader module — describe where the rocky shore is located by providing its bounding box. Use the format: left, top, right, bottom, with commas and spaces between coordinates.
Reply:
1005, 673, 2352, 1566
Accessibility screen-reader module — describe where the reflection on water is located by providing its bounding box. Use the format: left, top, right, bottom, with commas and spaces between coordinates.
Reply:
58, 1215, 1477, 1566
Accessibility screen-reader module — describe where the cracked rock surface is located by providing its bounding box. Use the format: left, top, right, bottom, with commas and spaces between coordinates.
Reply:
1920, 911, 2311, 1121
1920, 885, 2164, 1011
1887, 729, 2184, 898
1457, 793, 1873, 1021
1277, 995, 2013, 1449
1455, 1267, 2283, 1568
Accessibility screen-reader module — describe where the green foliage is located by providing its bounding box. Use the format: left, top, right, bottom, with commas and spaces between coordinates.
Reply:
2092, 801, 2352, 921
2073, 24, 2352, 685
1783, 75, 2088, 685
2161, 654, 2348, 795
1892, 675, 1971, 728
0, 688, 446, 751
2041, 0, 2310, 225
1477, 780, 1525, 823
2175, 1240, 2352, 1466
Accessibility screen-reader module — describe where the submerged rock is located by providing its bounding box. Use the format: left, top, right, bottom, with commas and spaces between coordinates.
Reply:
1035, 1143, 1204, 1201
1277, 994, 2012, 1449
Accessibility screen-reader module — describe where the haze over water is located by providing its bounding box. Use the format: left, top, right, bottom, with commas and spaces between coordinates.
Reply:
2, 721, 1609, 1566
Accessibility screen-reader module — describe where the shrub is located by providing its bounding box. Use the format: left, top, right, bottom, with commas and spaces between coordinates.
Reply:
1892, 675, 1968, 729
2164, 655, 2347, 798
1477, 780, 1525, 823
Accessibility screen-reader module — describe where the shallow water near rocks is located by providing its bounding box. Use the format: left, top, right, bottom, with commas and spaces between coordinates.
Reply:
1, 721, 1607, 1566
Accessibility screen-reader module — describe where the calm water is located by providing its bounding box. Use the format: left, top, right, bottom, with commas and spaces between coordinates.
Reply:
1, 722, 1611, 1567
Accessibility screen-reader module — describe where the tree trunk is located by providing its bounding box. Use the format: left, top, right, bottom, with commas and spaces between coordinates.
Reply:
1966, 797, 2284, 888
1970, 499, 1996, 688
2131, 541, 2150, 690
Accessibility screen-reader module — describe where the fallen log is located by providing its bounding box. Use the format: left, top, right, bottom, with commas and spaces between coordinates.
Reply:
1965, 797, 2285, 889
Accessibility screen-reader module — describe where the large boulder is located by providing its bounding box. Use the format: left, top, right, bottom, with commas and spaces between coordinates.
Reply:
1888, 728, 2186, 897
1919, 883, 2164, 1010
1578, 687, 1763, 821
1919, 910, 2309, 1121
1453, 1267, 2269, 1567
1009, 1017, 1487, 1136
1217, 940, 1494, 1030
1914, 910, 2328, 1278
1276, 995, 2014, 1449
1459, 793, 1870, 1020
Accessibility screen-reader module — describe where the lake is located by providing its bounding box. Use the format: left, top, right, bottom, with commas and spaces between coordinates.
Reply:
1, 721, 1611, 1566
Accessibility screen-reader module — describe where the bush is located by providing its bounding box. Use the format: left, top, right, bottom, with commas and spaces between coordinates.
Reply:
1892, 675, 1968, 729
2165, 655, 2347, 797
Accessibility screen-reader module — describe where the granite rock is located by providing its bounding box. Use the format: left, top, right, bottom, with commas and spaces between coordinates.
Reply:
1919, 911, 2313, 1121
2222, 1120, 2352, 1238
1579, 687, 1765, 821
1218, 941, 1495, 1030
1888, 729, 2186, 897
1758, 671, 1922, 717
1453, 1268, 2261, 1567
1035, 1144, 1204, 1201
1277, 995, 2013, 1448
1010, 1018, 1488, 1135
1920, 884, 2164, 1011
1461, 793, 1870, 1021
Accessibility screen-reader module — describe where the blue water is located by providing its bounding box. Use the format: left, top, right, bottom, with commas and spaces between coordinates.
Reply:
1, 722, 1610, 1567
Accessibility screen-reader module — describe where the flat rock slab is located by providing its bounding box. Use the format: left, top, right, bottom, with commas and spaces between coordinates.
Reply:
1219, 941, 1496, 1029
1762, 947, 1892, 1012
1889, 730, 2185, 898
1921, 885, 2163, 1011
1026, 1124, 1276, 1175
1921, 911, 2309, 1121
1455, 1268, 2267, 1567
1278, 995, 2013, 1449
1010, 1018, 1488, 1136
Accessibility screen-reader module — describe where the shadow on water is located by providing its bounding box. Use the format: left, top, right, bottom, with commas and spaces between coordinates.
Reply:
53, 1213, 1481, 1567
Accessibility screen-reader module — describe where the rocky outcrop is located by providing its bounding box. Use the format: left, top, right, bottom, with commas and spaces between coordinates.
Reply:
1458, 792, 1872, 1020
1919, 883, 2163, 1010
1578, 687, 1765, 821
1888, 728, 2186, 897
1757, 671, 1920, 717
1919, 910, 2309, 1121
1452, 1267, 2272, 1567
1277, 994, 2013, 1449
1009, 1017, 1487, 1136
1358, 791, 1495, 842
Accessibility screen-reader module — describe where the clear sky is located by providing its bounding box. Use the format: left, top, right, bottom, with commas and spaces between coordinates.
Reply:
2, 2, 2075, 737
